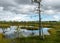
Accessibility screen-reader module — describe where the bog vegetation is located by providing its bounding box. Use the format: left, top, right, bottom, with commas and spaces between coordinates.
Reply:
0, 21, 60, 43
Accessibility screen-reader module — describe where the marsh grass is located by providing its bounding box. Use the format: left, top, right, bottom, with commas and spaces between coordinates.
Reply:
0, 21, 60, 43
0, 28, 60, 43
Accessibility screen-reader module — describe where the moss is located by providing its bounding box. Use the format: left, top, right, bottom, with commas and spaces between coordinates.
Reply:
48, 28, 56, 35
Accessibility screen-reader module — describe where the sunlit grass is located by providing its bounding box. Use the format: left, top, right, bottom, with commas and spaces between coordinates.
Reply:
0, 21, 60, 43
0, 28, 60, 43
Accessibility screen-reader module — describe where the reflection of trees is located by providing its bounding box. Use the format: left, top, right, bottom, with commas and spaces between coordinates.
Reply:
16, 26, 25, 38
2, 28, 6, 38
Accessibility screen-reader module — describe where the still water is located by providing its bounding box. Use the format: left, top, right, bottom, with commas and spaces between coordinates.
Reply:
0, 26, 50, 39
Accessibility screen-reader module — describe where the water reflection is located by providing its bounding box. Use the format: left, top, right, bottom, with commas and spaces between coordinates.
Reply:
0, 26, 50, 39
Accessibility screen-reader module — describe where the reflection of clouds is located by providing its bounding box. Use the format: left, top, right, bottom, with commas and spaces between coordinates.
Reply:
0, 28, 3, 33
0, 26, 50, 38
43, 28, 50, 35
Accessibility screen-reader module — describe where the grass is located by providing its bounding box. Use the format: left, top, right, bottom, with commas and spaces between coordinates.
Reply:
0, 35, 57, 43
14, 30, 60, 43
14, 36, 56, 43
0, 38, 12, 43
0, 21, 60, 43
0, 29, 58, 43
0, 29, 59, 43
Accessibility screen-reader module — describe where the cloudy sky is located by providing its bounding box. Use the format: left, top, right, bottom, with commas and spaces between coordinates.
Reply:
0, 0, 60, 21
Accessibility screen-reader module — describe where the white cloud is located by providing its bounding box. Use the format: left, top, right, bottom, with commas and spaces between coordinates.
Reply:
10, 5, 36, 14
0, 7, 4, 11
44, 10, 56, 15
0, 0, 60, 21
0, 9, 37, 21
41, 0, 60, 15
12, 14, 37, 21
53, 15, 60, 21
